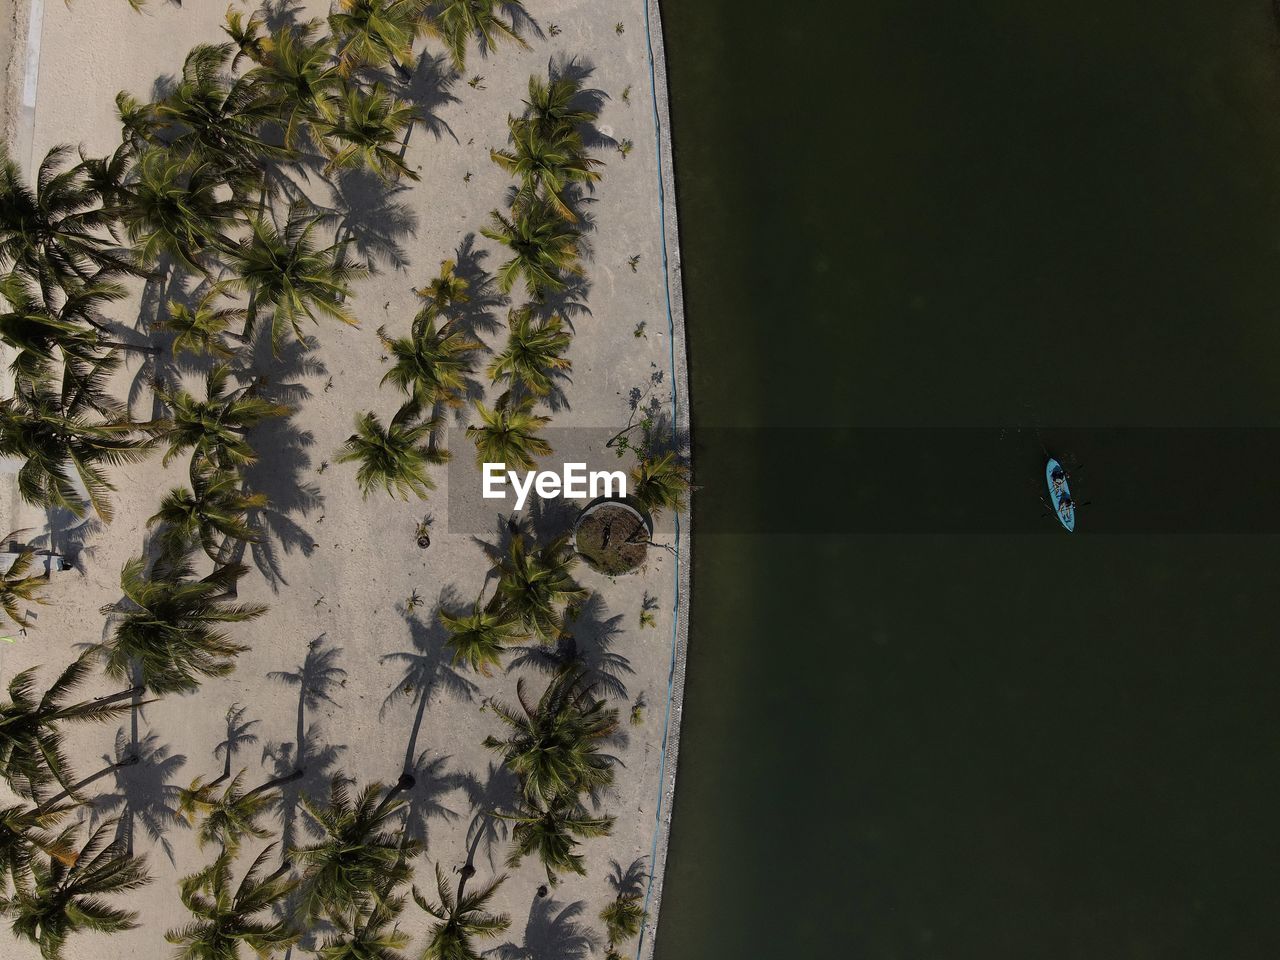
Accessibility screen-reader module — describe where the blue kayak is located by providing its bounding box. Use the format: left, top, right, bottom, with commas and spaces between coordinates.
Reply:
1045, 458, 1075, 532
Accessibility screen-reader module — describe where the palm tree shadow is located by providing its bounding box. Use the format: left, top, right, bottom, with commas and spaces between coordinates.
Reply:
489, 896, 600, 960
261, 0, 309, 32
469, 512, 531, 600
450, 234, 509, 339
380, 599, 478, 773
606, 857, 648, 900
268, 633, 348, 753
317, 167, 419, 274
549, 55, 615, 153
226, 329, 325, 590
533, 271, 593, 327
526, 495, 577, 542
125, 258, 188, 422
396, 50, 462, 145
261, 722, 346, 857
89, 727, 188, 865
29, 507, 101, 567
458, 760, 517, 874
505, 594, 631, 701
401, 750, 468, 853
212, 703, 261, 780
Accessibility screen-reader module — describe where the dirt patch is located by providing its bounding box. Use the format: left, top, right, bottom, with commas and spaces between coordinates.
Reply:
575, 503, 650, 575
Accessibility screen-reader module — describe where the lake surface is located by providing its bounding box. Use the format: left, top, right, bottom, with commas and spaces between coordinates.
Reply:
656, 1, 1280, 957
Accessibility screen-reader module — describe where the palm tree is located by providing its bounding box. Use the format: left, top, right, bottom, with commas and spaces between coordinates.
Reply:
439, 600, 523, 676
166, 845, 299, 959
491, 534, 586, 643
154, 293, 246, 360
487, 306, 571, 401
599, 859, 647, 955
244, 20, 343, 151
630, 451, 690, 518
0, 538, 47, 629
336, 408, 446, 500
222, 6, 268, 69
0, 272, 93, 367
494, 795, 614, 885
0, 654, 141, 800
178, 767, 305, 855
425, 0, 529, 72
219, 204, 365, 346
158, 363, 291, 470
315, 84, 420, 182
481, 198, 582, 297
116, 148, 241, 271
482, 667, 617, 805
0, 378, 153, 522
378, 312, 480, 412
465, 398, 550, 471
412, 862, 509, 960
0, 801, 77, 893
413, 259, 470, 320
148, 465, 266, 561
329, 0, 429, 77
102, 556, 265, 695
0, 821, 149, 960
293, 777, 418, 923
490, 122, 601, 222
152, 43, 277, 181
517, 69, 599, 143
0, 143, 135, 300
318, 895, 412, 960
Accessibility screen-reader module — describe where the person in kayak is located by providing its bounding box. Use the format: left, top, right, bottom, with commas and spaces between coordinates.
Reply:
1057, 494, 1074, 516
1050, 463, 1067, 493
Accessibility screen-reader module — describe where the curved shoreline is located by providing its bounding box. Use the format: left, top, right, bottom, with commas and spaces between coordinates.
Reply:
635, 0, 692, 957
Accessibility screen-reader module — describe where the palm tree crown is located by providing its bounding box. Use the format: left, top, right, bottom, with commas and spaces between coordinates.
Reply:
336, 409, 447, 500
293, 778, 418, 923
491, 533, 586, 642
0, 143, 134, 298
219, 204, 366, 347
165, 845, 299, 959
378, 313, 481, 413
465, 398, 551, 471
412, 862, 509, 960
316, 84, 420, 183
0, 821, 149, 960
439, 602, 523, 676
482, 666, 617, 805
0, 538, 47, 629
496, 794, 614, 885
0, 653, 140, 800
158, 364, 291, 470
425, 0, 529, 72
487, 306, 572, 401
102, 556, 264, 695
481, 199, 581, 297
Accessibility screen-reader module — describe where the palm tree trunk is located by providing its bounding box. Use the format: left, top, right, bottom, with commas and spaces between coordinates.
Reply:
241, 290, 259, 341
244, 767, 304, 799
401, 685, 430, 771
88, 685, 146, 708
454, 815, 489, 902
295, 686, 306, 764
37, 754, 138, 812
373, 772, 417, 818
96, 339, 162, 356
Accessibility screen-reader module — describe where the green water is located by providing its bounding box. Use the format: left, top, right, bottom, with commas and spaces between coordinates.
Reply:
656, 2, 1280, 957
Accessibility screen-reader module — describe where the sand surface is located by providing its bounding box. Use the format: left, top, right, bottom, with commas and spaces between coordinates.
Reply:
1, 1, 689, 957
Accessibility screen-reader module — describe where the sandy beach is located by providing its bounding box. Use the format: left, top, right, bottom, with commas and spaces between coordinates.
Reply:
0, 1, 689, 957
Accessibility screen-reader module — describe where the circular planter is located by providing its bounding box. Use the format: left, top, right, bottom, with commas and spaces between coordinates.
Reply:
574, 497, 653, 575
